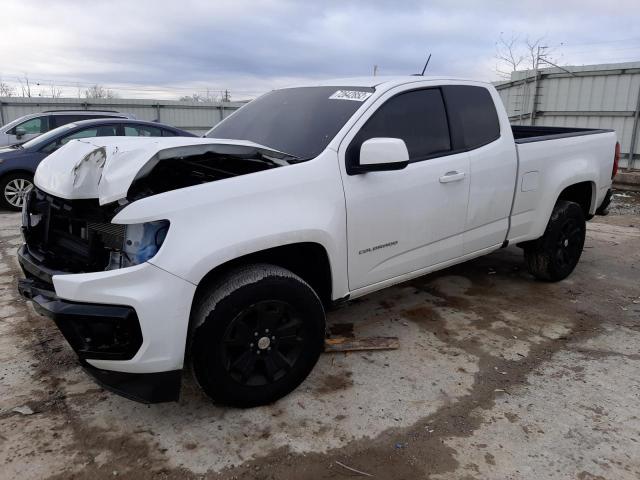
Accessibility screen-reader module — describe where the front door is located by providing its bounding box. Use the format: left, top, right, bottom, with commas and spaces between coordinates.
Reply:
339, 86, 470, 291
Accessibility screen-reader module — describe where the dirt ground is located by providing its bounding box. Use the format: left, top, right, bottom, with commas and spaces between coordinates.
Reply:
1, 193, 639, 480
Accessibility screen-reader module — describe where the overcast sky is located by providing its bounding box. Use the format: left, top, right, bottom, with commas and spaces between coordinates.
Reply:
1, 0, 639, 100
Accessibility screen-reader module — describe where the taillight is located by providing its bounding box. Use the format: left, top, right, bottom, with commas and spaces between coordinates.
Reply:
612, 141, 620, 179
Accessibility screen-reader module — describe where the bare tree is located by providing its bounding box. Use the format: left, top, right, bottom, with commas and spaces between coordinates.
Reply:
524, 36, 545, 71
38, 82, 62, 98
0, 79, 15, 97
48, 83, 63, 98
18, 74, 32, 97
179, 88, 220, 102
494, 33, 525, 79
84, 84, 118, 99
495, 34, 561, 79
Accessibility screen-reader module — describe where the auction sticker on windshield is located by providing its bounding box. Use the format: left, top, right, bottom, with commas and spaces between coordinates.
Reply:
329, 90, 373, 101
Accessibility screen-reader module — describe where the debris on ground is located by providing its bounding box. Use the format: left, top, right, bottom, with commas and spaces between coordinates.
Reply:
324, 336, 400, 352
12, 405, 34, 415
334, 460, 373, 477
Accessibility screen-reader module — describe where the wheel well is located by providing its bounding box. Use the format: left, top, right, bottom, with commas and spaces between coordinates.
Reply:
557, 181, 594, 217
193, 242, 333, 307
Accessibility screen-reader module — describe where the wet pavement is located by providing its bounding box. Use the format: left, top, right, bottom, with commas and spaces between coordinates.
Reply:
1, 205, 639, 479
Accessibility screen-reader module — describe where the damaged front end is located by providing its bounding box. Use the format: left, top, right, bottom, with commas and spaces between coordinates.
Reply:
18, 138, 297, 403
126, 142, 299, 202
34, 137, 300, 206
17, 188, 180, 403
21, 187, 169, 273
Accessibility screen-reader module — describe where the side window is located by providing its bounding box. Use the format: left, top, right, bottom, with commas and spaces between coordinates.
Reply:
42, 126, 117, 153
347, 89, 451, 167
442, 85, 500, 150
64, 128, 99, 142
10, 116, 49, 134
124, 125, 163, 137
53, 128, 99, 150
51, 115, 86, 128
161, 129, 176, 137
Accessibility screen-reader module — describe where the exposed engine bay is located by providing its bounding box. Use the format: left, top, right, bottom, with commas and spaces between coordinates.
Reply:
127, 150, 292, 201
24, 140, 298, 274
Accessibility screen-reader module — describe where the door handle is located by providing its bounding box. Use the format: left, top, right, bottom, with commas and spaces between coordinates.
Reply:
439, 171, 466, 183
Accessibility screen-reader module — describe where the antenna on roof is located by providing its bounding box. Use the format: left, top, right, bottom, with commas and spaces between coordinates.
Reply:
420, 53, 432, 76
412, 53, 432, 76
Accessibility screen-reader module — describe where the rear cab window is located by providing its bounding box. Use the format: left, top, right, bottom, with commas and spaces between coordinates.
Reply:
442, 85, 500, 150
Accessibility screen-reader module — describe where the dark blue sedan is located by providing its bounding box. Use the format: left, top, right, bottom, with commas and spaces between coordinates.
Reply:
0, 118, 195, 210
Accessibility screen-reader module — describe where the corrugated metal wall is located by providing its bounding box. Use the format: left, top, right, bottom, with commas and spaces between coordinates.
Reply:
495, 62, 640, 169
0, 97, 245, 135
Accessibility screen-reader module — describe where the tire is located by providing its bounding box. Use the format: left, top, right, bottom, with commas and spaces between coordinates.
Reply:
0, 172, 34, 211
191, 264, 325, 407
524, 200, 586, 282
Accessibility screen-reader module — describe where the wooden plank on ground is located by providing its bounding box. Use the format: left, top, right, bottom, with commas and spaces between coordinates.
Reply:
324, 336, 400, 353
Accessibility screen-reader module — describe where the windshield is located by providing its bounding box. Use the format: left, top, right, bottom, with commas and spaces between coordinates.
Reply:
205, 86, 375, 159
21, 123, 77, 150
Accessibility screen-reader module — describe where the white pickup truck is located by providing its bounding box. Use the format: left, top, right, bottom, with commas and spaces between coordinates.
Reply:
18, 76, 618, 406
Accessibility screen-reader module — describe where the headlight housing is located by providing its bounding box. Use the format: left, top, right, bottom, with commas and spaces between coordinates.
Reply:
106, 220, 169, 270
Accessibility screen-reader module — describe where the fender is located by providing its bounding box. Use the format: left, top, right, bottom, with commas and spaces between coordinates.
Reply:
113, 149, 350, 300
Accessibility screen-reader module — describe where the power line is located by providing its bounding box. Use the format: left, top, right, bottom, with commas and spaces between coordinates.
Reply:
560, 45, 640, 56
558, 37, 640, 48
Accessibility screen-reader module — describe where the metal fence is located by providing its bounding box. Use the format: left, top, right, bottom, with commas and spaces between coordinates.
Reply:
495, 61, 640, 169
0, 97, 245, 135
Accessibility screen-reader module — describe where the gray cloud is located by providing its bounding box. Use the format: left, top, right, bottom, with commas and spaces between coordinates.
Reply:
0, 0, 639, 99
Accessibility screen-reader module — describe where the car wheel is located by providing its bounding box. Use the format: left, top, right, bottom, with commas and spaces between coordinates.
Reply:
0, 172, 34, 211
191, 264, 325, 407
524, 200, 586, 282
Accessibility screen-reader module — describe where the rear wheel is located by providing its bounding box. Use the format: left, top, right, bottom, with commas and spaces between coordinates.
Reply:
0, 172, 34, 211
524, 200, 586, 282
191, 264, 325, 407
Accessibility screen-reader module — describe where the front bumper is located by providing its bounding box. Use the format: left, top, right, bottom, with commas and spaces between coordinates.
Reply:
17, 245, 194, 403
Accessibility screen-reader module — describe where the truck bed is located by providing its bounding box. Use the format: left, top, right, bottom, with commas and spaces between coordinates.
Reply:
508, 125, 617, 245
512, 125, 613, 144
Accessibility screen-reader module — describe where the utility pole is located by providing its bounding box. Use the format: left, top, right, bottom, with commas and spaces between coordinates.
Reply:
529, 45, 542, 126
628, 83, 640, 170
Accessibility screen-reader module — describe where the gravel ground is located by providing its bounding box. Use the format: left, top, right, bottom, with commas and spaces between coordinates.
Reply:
1, 207, 639, 480
609, 189, 640, 217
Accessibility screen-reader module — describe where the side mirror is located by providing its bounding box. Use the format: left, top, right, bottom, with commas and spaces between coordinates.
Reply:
353, 137, 409, 174
15, 127, 27, 139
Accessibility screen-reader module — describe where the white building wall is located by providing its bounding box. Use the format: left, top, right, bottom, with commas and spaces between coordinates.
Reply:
0, 97, 244, 135
496, 61, 640, 168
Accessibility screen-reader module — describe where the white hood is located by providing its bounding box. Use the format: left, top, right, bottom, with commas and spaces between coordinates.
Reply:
34, 137, 287, 205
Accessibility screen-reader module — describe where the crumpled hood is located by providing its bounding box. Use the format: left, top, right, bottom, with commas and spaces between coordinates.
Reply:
34, 137, 289, 205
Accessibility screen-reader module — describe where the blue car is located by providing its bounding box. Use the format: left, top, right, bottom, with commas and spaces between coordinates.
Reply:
0, 118, 195, 210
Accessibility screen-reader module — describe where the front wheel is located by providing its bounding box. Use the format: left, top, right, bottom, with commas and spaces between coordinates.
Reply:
0, 172, 34, 211
191, 264, 325, 407
524, 200, 586, 282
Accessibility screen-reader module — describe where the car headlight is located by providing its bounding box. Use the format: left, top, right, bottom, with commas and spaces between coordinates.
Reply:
106, 220, 169, 270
